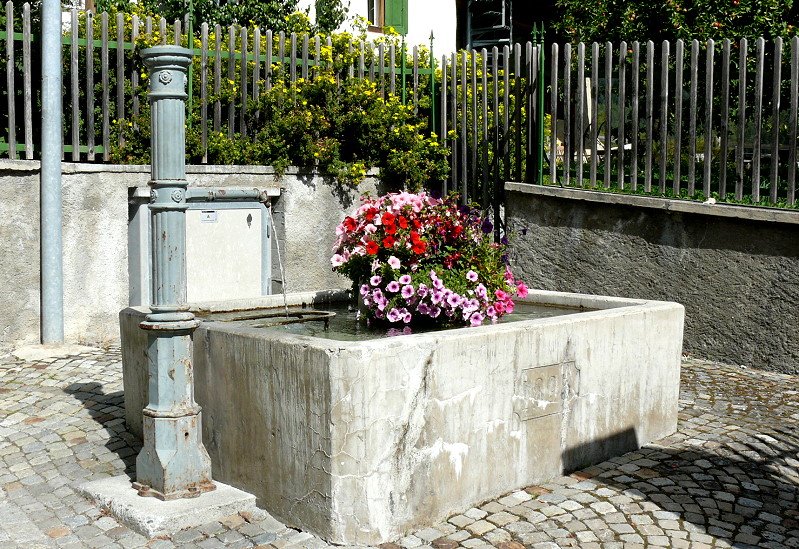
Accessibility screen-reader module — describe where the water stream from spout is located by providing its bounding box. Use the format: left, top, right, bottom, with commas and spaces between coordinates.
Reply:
268, 202, 290, 318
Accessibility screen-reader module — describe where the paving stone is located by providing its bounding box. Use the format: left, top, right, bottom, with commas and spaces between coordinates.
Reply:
429, 537, 457, 549
479, 501, 505, 514
281, 531, 315, 547
414, 527, 446, 542
1, 351, 797, 549
447, 529, 470, 542
197, 539, 225, 549
539, 505, 565, 517
482, 528, 511, 544
218, 530, 245, 544
619, 533, 645, 544
495, 542, 524, 549
575, 530, 598, 543
589, 501, 616, 515
609, 523, 635, 534
397, 534, 423, 547
197, 522, 226, 536
447, 514, 473, 528
463, 507, 488, 521
485, 511, 518, 526
250, 532, 277, 545
460, 540, 491, 548
172, 528, 205, 544
465, 520, 495, 536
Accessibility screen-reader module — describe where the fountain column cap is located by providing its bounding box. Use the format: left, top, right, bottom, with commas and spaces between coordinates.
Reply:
142, 46, 192, 101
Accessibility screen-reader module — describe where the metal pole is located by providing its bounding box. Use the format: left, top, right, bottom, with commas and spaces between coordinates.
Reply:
186, 0, 194, 128
429, 32, 436, 136
401, 37, 406, 105
40, 0, 64, 343
133, 45, 215, 500
538, 22, 546, 185
530, 23, 538, 183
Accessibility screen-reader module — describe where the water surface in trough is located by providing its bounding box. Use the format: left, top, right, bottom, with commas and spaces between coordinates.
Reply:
204, 302, 593, 342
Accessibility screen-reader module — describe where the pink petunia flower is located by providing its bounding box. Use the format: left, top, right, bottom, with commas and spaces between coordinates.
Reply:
386, 281, 400, 293
386, 308, 402, 322
388, 256, 401, 269
466, 270, 478, 282
446, 293, 462, 308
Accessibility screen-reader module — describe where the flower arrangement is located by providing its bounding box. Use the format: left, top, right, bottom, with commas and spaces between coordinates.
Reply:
331, 192, 528, 328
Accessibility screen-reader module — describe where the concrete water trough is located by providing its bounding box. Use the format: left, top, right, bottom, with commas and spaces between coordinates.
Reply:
121, 288, 684, 545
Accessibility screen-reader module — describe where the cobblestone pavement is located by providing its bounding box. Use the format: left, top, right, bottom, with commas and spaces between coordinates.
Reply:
0, 347, 797, 549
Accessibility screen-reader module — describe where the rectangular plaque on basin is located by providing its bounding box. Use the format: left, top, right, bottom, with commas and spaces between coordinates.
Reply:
515, 363, 564, 421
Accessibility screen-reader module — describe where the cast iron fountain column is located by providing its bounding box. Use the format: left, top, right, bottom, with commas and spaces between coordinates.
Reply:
133, 45, 215, 500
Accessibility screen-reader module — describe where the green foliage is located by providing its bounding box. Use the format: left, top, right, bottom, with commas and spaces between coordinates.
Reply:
554, 0, 798, 43
133, 0, 300, 31
0, 0, 40, 32
110, 22, 449, 192
314, 0, 348, 33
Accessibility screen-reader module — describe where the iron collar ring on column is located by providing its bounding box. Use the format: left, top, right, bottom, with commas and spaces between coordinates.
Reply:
142, 46, 192, 100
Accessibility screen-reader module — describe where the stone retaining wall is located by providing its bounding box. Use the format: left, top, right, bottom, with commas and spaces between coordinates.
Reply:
505, 183, 799, 374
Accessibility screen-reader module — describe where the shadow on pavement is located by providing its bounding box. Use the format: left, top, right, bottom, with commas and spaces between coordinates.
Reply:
564, 425, 799, 547
63, 381, 141, 479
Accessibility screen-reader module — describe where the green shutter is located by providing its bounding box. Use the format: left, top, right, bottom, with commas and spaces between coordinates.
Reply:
384, 0, 408, 34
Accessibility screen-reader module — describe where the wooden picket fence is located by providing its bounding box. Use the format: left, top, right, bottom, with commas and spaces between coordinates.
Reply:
0, 4, 440, 163
436, 44, 545, 216
546, 38, 799, 205
1, 1, 797, 208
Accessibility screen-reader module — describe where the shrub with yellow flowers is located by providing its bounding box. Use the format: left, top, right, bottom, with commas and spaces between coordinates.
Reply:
108, 8, 449, 192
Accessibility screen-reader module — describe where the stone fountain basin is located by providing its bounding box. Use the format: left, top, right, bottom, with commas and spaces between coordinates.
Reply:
120, 289, 684, 545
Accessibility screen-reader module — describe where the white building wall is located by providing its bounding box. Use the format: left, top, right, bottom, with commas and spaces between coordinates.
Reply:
297, 0, 457, 51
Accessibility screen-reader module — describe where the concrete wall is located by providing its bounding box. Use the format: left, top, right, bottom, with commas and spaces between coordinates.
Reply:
0, 161, 375, 352
505, 183, 799, 374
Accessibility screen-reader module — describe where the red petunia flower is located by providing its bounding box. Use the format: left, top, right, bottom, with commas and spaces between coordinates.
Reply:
398, 216, 408, 229
381, 212, 395, 226
365, 240, 379, 255
412, 241, 427, 254
382, 235, 396, 248
343, 216, 357, 232
385, 223, 397, 235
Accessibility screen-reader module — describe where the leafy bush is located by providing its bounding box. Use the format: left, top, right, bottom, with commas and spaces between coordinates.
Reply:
554, 0, 798, 43
111, 14, 449, 192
